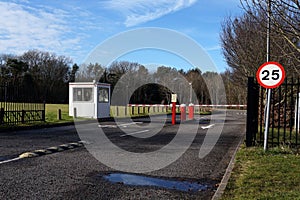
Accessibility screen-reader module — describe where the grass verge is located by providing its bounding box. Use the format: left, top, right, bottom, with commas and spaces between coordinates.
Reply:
221, 145, 300, 199
45, 104, 73, 123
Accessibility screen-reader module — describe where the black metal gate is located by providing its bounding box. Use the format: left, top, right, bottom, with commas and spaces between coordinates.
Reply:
246, 77, 300, 148
0, 83, 45, 125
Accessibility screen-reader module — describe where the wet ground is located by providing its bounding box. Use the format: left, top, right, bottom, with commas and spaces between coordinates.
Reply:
103, 173, 210, 192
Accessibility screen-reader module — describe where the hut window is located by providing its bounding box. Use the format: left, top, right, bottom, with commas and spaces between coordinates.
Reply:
98, 88, 109, 103
73, 88, 93, 102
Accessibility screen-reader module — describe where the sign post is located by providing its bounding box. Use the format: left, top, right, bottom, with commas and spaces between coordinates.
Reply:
171, 94, 177, 125
256, 62, 285, 151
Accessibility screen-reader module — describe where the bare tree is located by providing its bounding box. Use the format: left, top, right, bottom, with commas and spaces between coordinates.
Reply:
184, 69, 210, 104
20, 50, 73, 103
221, 69, 247, 105
241, 0, 299, 58
221, 0, 300, 87
76, 63, 104, 82
221, 11, 267, 86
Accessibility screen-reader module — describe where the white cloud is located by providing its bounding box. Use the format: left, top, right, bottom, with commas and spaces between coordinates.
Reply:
0, 2, 81, 57
101, 0, 197, 27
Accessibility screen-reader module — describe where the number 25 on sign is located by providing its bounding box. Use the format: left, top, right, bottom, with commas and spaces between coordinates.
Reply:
256, 61, 285, 89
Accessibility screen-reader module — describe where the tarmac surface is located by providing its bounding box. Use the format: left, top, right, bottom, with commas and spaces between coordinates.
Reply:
0, 110, 246, 199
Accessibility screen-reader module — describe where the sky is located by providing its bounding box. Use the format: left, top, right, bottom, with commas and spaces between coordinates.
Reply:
0, 0, 244, 72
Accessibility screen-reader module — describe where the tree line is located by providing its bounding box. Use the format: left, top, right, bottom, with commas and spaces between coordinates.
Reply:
68, 60, 230, 106
0, 51, 236, 105
0, 50, 78, 103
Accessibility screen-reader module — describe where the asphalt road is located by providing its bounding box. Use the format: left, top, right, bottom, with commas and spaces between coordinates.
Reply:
0, 110, 246, 200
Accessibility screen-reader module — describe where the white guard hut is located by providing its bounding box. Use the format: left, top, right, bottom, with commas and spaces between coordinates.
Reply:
69, 81, 110, 119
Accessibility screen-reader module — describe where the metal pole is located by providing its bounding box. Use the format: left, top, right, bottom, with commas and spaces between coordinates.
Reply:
126, 85, 129, 104
264, 0, 271, 151
264, 89, 271, 150
189, 82, 192, 103
267, 0, 271, 63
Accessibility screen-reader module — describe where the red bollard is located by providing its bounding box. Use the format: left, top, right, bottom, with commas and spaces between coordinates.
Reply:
188, 103, 194, 120
172, 102, 176, 125
180, 104, 186, 121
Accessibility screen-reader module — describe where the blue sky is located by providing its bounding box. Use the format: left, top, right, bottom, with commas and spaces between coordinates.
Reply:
0, 0, 243, 72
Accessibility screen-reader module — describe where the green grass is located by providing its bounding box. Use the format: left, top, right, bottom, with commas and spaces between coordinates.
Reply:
45, 104, 73, 123
255, 127, 300, 147
199, 110, 211, 115
221, 145, 300, 200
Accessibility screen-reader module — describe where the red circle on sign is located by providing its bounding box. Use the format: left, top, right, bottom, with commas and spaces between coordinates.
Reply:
256, 61, 285, 89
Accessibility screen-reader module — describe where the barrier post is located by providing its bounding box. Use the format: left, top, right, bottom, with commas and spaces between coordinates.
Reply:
188, 103, 194, 120
180, 104, 186, 121
172, 102, 176, 125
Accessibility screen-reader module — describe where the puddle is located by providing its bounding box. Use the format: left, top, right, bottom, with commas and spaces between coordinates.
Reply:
103, 173, 209, 192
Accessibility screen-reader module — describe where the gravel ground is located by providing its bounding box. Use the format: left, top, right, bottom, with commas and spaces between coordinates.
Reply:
0, 110, 246, 199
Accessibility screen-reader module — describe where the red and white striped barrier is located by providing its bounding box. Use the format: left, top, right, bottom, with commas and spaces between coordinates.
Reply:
128, 104, 180, 107
194, 105, 247, 107
128, 104, 246, 107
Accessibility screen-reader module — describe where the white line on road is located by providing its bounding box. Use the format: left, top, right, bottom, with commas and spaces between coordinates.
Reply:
201, 124, 215, 129
99, 122, 143, 128
119, 122, 143, 127
98, 124, 117, 128
0, 157, 22, 165
120, 130, 149, 137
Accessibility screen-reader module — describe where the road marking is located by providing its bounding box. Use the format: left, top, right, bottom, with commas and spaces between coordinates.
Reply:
201, 124, 215, 129
98, 124, 117, 128
0, 157, 21, 165
195, 116, 211, 120
120, 130, 149, 137
99, 122, 143, 128
119, 122, 143, 127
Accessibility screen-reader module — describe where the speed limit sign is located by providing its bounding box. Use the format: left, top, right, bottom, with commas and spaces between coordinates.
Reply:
256, 62, 285, 88
256, 61, 285, 151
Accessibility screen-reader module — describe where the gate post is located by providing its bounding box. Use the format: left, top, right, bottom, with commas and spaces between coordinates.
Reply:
246, 77, 259, 147
57, 109, 62, 120
73, 107, 77, 118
